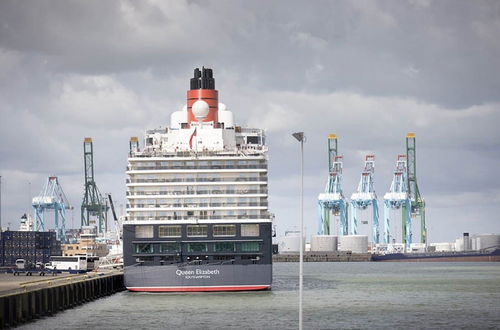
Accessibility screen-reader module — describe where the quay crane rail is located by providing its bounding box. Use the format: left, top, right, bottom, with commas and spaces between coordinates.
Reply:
32, 176, 71, 242
383, 155, 411, 245
350, 155, 380, 244
317, 134, 348, 236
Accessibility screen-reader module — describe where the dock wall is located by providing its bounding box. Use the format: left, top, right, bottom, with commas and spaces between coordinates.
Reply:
0, 273, 124, 328
273, 252, 372, 262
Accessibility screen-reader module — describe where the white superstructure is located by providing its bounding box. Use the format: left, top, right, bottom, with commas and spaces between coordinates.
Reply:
125, 70, 271, 228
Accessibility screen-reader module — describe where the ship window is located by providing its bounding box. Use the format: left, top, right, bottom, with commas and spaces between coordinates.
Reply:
135, 225, 154, 238
215, 242, 235, 252
159, 243, 180, 253
213, 225, 236, 237
134, 243, 153, 254
136, 256, 154, 264
158, 225, 181, 238
160, 255, 179, 264
241, 242, 260, 252
213, 255, 234, 261
187, 243, 208, 252
241, 224, 260, 237
187, 225, 208, 237
247, 136, 259, 144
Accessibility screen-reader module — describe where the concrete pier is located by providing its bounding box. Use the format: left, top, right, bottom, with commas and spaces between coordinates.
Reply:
0, 272, 124, 328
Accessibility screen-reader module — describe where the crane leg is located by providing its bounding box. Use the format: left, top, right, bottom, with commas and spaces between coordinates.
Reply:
383, 201, 390, 244
372, 199, 379, 244
350, 202, 358, 235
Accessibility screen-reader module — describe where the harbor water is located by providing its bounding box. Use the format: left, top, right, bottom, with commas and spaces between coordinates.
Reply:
19, 262, 500, 329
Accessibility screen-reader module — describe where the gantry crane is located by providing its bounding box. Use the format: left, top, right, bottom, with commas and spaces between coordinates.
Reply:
81, 138, 109, 235
317, 134, 348, 236
350, 155, 380, 244
383, 155, 411, 245
32, 176, 71, 242
406, 133, 426, 244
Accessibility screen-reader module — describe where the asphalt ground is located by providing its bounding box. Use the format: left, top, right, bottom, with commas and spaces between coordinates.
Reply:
0, 270, 121, 296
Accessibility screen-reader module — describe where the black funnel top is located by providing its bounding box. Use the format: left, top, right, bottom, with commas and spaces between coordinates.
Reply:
190, 67, 215, 90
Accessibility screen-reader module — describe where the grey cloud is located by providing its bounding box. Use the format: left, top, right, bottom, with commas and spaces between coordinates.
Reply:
1, 0, 499, 242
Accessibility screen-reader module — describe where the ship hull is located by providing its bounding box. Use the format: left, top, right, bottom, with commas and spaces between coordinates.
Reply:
372, 249, 500, 262
124, 263, 272, 292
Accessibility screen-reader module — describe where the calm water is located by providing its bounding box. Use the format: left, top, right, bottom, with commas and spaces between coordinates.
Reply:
20, 262, 500, 329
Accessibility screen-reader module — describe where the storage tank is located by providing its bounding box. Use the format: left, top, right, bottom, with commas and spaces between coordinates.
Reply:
278, 232, 304, 253
310, 235, 338, 252
338, 235, 368, 253
474, 234, 500, 251
463, 233, 471, 251
431, 242, 454, 252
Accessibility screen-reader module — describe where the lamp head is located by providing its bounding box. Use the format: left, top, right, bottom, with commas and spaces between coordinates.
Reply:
292, 132, 305, 142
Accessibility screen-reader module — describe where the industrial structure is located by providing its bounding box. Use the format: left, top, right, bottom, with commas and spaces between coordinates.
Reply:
317, 134, 348, 236
81, 138, 109, 235
383, 155, 411, 245
32, 176, 71, 242
406, 133, 426, 244
313, 133, 427, 250
350, 155, 380, 244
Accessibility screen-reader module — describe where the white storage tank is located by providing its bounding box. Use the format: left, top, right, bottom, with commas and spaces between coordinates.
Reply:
473, 234, 500, 251
431, 242, 454, 252
278, 232, 304, 253
310, 235, 338, 252
339, 235, 368, 253
455, 237, 464, 252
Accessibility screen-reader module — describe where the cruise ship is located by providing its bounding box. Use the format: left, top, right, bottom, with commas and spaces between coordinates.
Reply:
123, 67, 273, 292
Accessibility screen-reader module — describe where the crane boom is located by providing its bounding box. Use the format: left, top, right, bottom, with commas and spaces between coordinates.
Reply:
107, 194, 118, 222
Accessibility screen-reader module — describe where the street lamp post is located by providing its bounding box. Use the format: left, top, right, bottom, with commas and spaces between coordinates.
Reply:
292, 132, 305, 330
0, 175, 2, 232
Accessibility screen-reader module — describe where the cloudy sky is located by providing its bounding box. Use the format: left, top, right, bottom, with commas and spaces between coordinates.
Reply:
1, 0, 499, 243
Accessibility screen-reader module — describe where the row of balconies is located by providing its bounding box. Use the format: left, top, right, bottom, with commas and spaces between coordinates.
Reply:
127, 164, 267, 171
125, 214, 272, 221
126, 176, 267, 184
126, 189, 267, 196
130, 149, 266, 158
126, 202, 268, 208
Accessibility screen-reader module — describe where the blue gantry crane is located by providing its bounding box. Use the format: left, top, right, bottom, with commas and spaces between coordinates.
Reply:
317, 134, 348, 236
32, 176, 71, 242
383, 155, 411, 245
350, 155, 380, 244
